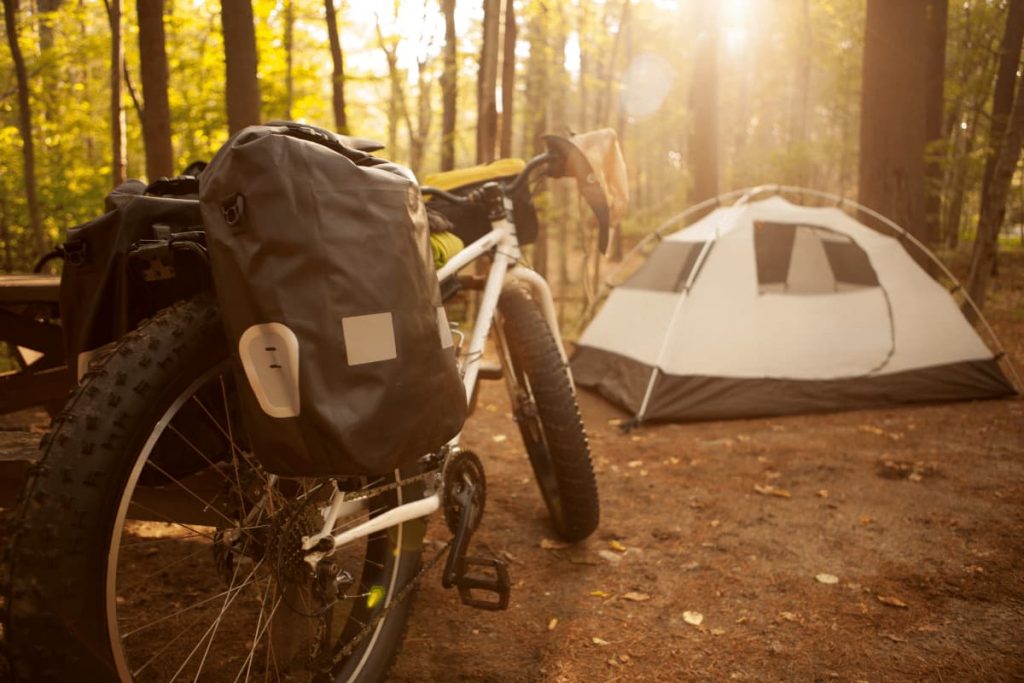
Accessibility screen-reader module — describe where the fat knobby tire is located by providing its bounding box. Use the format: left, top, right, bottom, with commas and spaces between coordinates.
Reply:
1, 296, 418, 682
499, 285, 600, 542
3, 296, 225, 682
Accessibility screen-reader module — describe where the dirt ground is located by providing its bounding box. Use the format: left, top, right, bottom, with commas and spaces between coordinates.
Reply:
2, 252, 1022, 682
388, 251, 1024, 682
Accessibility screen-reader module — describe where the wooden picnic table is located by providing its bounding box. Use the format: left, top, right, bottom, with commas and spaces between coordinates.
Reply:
0, 274, 73, 415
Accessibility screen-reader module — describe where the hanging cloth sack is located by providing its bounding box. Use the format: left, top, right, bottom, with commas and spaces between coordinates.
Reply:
199, 122, 466, 477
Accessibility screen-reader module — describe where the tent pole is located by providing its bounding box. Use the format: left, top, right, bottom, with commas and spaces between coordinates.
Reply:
634, 222, 724, 423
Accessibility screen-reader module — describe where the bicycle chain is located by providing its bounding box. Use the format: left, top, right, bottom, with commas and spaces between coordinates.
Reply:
311, 463, 451, 670
338, 468, 440, 503
320, 539, 452, 669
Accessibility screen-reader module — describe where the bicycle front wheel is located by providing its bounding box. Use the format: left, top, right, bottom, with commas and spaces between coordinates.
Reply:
497, 284, 600, 542
5, 296, 422, 682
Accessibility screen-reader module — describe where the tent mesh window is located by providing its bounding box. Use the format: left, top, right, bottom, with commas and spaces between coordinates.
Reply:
622, 241, 705, 292
754, 221, 879, 294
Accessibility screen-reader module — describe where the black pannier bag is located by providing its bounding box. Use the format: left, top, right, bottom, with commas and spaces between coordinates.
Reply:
60, 181, 207, 379
199, 122, 467, 477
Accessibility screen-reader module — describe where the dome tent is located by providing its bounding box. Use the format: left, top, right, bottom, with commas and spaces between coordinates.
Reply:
571, 188, 1018, 424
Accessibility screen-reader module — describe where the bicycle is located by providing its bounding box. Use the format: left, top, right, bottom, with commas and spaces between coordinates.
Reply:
3, 130, 615, 682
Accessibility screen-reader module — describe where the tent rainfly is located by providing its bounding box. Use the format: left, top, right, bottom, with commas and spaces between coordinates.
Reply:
571, 193, 1018, 424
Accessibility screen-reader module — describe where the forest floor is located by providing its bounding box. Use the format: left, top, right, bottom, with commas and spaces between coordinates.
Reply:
388, 249, 1024, 682
0, 251, 1021, 682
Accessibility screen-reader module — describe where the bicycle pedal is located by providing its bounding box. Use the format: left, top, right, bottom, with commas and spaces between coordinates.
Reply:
453, 556, 511, 611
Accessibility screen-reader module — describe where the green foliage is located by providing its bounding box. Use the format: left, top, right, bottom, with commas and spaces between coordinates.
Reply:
1, 0, 1021, 281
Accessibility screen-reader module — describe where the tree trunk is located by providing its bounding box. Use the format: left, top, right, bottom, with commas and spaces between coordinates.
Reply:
499, 0, 516, 158
109, 0, 127, 186
609, 0, 631, 262
324, 0, 348, 134
966, 23, 1024, 312
440, 0, 457, 170
221, 0, 261, 134
477, 0, 500, 164
923, 0, 948, 245
284, 0, 294, 120
688, 3, 719, 203
859, 0, 930, 249
980, 0, 1024, 210
36, 0, 63, 51
2, 0, 45, 257
137, 0, 174, 180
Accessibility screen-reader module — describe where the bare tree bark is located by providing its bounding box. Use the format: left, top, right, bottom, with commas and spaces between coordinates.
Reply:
324, 0, 349, 134
221, 0, 261, 134
522, 1, 549, 277
499, 0, 516, 158
137, 0, 174, 180
980, 0, 1024, 210
609, 0, 632, 262
108, 0, 127, 186
966, 57, 1024, 313
36, 0, 63, 51
284, 0, 294, 120
858, 0, 929, 248
477, 0, 500, 163
440, 0, 457, 170
688, 3, 719, 203
1, 0, 44, 257
923, 0, 948, 245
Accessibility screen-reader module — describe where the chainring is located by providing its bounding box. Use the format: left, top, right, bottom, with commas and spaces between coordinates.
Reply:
442, 449, 487, 536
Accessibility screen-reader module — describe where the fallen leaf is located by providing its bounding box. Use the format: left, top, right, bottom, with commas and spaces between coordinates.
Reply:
877, 595, 909, 608
815, 573, 839, 585
606, 658, 620, 667
710, 628, 726, 636
627, 460, 643, 468
589, 590, 612, 598
540, 538, 569, 550
592, 637, 610, 646
683, 611, 704, 626
622, 591, 651, 602
491, 433, 507, 443
668, 456, 680, 465
709, 519, 720, 528
609, 540, 627, 553
547, 617, 558, 631
754, 484, 792, 499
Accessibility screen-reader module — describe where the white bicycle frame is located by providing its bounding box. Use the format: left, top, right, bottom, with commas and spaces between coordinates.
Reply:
302, 196, 567, 564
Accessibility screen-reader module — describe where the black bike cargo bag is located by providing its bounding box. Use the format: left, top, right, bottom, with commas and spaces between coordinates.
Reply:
199, 122, 466, 477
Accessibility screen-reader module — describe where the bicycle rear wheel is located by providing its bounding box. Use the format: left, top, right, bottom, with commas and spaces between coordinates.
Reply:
497, 285, 599, 542
4, 296, 422, 682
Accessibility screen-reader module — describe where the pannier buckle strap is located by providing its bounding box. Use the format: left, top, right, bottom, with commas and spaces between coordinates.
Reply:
221, 194, 245, 226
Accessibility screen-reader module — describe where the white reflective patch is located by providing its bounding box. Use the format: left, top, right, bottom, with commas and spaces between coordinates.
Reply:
342, 312, 397, 365
238, 323, 301, 418
436, 307, 454, 348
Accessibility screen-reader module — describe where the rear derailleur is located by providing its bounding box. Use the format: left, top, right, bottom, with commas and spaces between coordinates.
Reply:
440, 449, 511, 611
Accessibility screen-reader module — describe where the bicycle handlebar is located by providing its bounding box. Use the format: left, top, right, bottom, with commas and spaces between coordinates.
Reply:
421, 135, 612, 253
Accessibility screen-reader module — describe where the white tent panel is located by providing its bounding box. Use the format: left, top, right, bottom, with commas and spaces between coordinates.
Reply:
576, 288, 682, 367
862, 239, 994, 373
